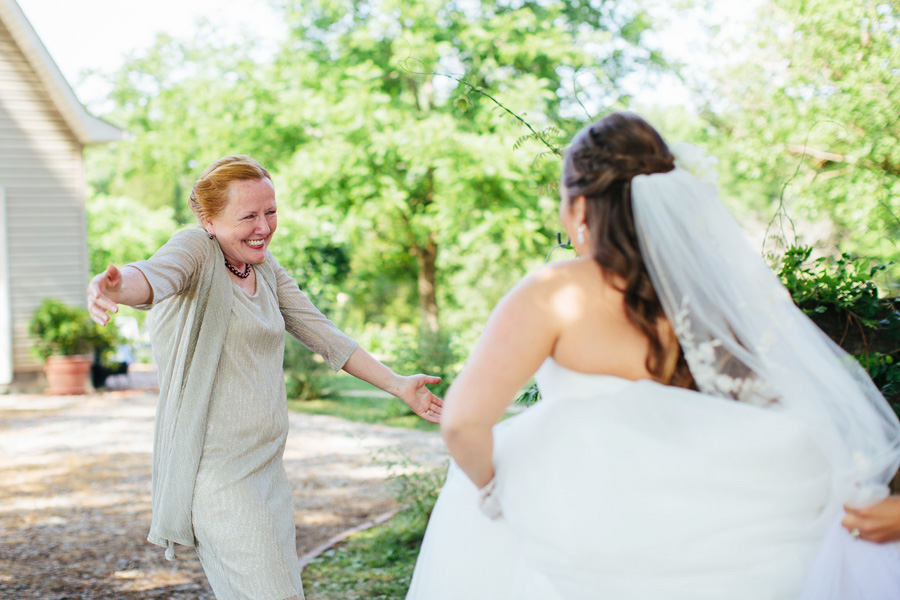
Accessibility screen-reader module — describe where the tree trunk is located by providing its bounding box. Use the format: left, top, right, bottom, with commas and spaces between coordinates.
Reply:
413, 234, 439, 333
408, 167, 438, 332
173, 180, 188, 224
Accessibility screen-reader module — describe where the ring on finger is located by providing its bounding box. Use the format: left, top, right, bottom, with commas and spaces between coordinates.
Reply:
851, 528, 861, 538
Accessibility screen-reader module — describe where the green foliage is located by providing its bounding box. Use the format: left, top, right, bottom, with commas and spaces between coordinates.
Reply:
300, 508, 430, 599
701, 0, 900, 270
515, 382, 541, 406
272, 0, 635, 331
389, 467, 444, 524
272, 207, 352, 309
283, 335, 331, 401
86, 195, 178, 277
862, 354, 900, 413
383, 448, 444, 521
388, 328, 459, 397
28, 299, 119, 361
775, 245, 900, 416
776, 245, 889, 328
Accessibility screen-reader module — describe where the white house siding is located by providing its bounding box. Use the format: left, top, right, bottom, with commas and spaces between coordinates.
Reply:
0, 187, 10, 384
0, 17, 88, 378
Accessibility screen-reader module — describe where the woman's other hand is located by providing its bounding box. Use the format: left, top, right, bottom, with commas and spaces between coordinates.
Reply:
88, 265, 122, 326
340, 348, 443, 423
397, 374, 443, 423
842, 496, 900, 543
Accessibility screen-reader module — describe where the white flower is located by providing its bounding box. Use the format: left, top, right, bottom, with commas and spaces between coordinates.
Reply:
853, 451, 872, 475
671, 141, 720, 187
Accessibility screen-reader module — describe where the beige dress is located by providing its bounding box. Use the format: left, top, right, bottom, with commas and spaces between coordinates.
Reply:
131, 228, 358, 600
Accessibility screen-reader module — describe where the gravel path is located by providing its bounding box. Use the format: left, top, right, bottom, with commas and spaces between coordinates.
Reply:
0, 390, 447, 599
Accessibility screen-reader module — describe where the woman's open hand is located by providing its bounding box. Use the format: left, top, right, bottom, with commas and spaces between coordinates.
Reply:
397, 374, 443, 424
87, 265, 122, 326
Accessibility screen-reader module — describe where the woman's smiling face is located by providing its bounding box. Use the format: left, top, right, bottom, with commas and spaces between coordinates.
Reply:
204, 177, 277, 267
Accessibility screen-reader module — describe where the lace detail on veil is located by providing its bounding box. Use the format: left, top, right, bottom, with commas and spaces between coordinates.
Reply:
671, 298, 777, 406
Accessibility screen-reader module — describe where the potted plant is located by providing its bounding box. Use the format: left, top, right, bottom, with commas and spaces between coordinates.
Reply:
28, 298, 118, 395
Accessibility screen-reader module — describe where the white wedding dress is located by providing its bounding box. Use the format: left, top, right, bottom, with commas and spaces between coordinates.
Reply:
408, 357, 838, 600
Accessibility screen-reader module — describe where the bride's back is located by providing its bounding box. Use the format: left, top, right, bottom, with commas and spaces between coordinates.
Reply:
534, 256, 658, 382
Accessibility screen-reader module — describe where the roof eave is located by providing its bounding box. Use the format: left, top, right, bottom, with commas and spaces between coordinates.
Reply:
0, 0, 128, 146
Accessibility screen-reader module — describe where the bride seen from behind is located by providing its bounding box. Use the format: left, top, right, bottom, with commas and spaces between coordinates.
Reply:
406, 112, 900, 599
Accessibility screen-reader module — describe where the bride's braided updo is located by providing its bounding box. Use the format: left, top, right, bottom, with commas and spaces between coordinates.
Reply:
562, 112, 694, 389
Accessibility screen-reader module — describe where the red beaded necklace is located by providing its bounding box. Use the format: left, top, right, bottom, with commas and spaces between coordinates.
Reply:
224, 258, 251, 278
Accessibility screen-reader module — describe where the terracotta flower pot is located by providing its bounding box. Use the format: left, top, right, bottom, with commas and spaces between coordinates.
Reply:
44, 355, 93, 395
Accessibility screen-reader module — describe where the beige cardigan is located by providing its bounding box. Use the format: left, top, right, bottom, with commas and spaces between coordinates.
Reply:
130, 228, 358, 558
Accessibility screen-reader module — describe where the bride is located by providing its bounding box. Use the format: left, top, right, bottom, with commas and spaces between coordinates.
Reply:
406, 112, 900, 599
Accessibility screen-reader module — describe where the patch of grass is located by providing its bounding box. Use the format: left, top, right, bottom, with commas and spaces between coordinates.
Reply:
318, 372, 383, 395
301, 464, 443, 600
287, 372, 439, 431
301, 507, 429, 600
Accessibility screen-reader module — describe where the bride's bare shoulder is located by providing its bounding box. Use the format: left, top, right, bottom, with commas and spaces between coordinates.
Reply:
523, 257, 606, 290
505, 258, 609, 320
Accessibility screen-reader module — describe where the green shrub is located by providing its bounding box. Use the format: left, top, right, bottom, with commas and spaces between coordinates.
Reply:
776, 245, 893, 329
385, 451, 445, 523
775, 246, 900, 417
28, 298, 119, 361
283, 334, 331, 401
389, 328, 459, 398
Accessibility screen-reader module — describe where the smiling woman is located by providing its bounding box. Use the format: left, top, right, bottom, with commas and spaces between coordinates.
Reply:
192, 157, 278, 292
85, 154, 444, 600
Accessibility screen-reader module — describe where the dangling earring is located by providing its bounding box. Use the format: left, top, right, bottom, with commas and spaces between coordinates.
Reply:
577, 224, 586, 245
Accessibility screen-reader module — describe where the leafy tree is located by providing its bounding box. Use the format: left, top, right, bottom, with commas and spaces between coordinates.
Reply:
87, 25, 305, 224
85, 0, 668, 384
699, 0, 900, 266
85, 195, 177, 276
272, 0, 661, 333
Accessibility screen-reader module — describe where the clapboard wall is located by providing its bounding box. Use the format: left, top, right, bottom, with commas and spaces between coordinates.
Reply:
0, 15, 89, 380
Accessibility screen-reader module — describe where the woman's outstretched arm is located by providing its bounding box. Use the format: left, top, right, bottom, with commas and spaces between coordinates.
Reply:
88, 229, 210, 325
271, 254, 443, 423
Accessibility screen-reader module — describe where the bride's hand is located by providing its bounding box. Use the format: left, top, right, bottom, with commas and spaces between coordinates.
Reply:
397, 375, 443, 423
842, 496, 900, 543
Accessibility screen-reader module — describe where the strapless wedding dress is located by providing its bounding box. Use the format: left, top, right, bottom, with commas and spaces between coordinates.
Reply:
407, 358, 842, 599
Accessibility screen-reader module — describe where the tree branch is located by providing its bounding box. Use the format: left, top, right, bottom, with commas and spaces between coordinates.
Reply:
397, 59, 562, 157
785, 144, 845, 163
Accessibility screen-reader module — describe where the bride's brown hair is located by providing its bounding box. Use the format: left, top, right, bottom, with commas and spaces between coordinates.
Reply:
562, 112, 694, 389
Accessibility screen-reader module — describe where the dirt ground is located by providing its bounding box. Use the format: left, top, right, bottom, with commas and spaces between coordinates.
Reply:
0, 388, 446, 599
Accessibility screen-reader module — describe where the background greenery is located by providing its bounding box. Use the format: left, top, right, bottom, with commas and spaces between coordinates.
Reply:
85, 1, 898, 398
